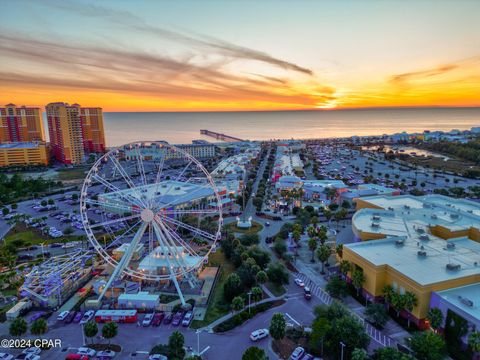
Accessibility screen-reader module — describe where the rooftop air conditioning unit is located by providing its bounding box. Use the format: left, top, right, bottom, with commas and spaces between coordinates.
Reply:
419, 234, 429, 241
371, 222, 380, 228
372, 215, 381, 221
417, 250, 427, 257
446, 242, 456, 249
404, 205, 410, 209
446, 263, 461, 271
459, 296, 474, 307
395, 239, 405, 246
388, 207, 394, 211
450, 213, 459, 219
431, 214, 438, 219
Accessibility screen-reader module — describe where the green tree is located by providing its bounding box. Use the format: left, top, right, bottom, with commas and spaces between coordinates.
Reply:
102, 322, 118, 347
409, 331, 446, 360
339, 260, 350, 279
84, 320, 98, 344
168, 331, 186, 360
403, 291, 418, 327
256, 270, 268, 284
9, 317, 27, 337
336, 243, 343, 258
266, 263, 289, 286
364, 303, 389, 329
426, 307, 443, 333
242, 346, 268, 360
273, 239, 287, 258
325, 275, 348, 299
251, 286, 262, 302
310, 317, 330, 356
329, 315, 370, 359
351, 270, 366, 296
372, 347, 415, 360
382, 284, 395, 306
232, 296, 245, 312
308, 237, 317, 262
351, 348, 369, 360
30, 318, 48, 336
469, 331, 480, 355
269, 313, 286, 340
316, 244, 331, 274
224, 273, 242, 301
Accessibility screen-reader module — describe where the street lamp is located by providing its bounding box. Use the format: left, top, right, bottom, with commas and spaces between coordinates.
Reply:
196, 329, 202, 356
247, 291, 252, 314
340, 341, 346, 360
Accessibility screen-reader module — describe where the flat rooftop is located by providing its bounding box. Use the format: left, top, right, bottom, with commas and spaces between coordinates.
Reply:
435, 283, 480, 322
0, 142, 43, 149
345, 236, 480, 286
354, 194, 480, 234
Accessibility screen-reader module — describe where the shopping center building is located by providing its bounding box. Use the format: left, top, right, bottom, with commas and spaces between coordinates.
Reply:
343, 194, 480, 328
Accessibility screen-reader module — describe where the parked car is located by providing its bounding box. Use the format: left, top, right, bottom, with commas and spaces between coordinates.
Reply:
15, 354, 40, 360
163, 312, 173, 324
294, 278, 305, 287
57, 310, 70, 321
80, 310, 95, 324
148, 355, 167, 360
152, 312, 165, 326
96, 350, 116, 359
289, 347, 305, 360
142, 313, 154, 326
304, 286, 312, 300
29, 311, 47, 323
64, 311, 76, 324
76, 348, 96, 357
21, 348, 40, 356
73, 311, 83, 323
0, 354, 13, 360
250, 328, 269, 341
182, 311, 193, 327
171, 311, 184, 326
64, 355, 88, 360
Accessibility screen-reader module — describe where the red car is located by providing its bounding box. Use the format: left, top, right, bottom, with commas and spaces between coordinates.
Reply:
152, 312, 165, 326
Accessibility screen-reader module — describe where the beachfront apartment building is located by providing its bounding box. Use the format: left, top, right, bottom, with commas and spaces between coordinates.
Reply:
46, 102, 106, 164
0, 142, 49, 167
123, 141, 216, 161
0, 104, 45, 143
343, 194, 480, 329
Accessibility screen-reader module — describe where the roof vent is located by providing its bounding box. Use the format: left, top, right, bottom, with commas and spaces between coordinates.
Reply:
419, 234, 430, 241
446, 242, 456, 249
431, 214, 438, 219
446, 263, 461, 271
467, 210, 473, 214
372, 215, 381, 221
388, 207, 394, 211
417, 250, 427, 257
450, 213, 459, 219
395, 239, 405, 246
371, 222, 380, 228
404, 205, 410, 209
416, 228, 425, 234
459, 296, 474, 307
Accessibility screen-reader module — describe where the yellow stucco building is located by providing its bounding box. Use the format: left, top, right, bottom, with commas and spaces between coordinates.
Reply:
0, 142, 49, 167
344, 194, 480, 328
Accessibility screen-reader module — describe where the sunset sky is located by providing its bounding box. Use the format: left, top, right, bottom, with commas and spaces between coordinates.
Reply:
1, 0, 479, 111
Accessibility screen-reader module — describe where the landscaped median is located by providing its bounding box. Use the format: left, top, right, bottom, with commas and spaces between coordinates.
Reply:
213, 299, 285, 333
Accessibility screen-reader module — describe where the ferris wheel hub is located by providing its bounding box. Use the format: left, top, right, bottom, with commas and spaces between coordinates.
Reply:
140, 208, 155, 222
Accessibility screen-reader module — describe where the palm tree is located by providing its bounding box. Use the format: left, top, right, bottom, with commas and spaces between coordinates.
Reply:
403, 291, 418, 327
316, 244, 331, 274
351, 270, 366, 297
427, 307, 444, 333
391, 293, 406, 318
382, 284, 395, 309
339, 260, 350, 280
336, 244, 343, 258
468, 331, 480, 357
308, 237, 317, 262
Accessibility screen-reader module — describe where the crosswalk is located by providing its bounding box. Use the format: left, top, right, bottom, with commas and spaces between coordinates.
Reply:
293, 272, 333, 305
292, 272, 397, 348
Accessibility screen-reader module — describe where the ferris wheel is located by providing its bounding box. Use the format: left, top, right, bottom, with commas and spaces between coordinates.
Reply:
80, 141, 223, 304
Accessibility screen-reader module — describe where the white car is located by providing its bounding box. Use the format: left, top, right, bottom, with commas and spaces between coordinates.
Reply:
22, 347, 41, 355
294, 278, 305, 287
15, 354, 40, 360
182, 311, 193, 327
96, 350, 116, 358
250, 328, 269, 341
0, 354, 13, 360
77, 347, 96, 357
142, 313, 154, 326
148, 355, 168, 360
80, 310, 95, 324
289, 347, 305, 360
57, 310, 70, 321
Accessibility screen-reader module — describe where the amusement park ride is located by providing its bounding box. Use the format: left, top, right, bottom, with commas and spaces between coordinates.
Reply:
21, 142, 223, 308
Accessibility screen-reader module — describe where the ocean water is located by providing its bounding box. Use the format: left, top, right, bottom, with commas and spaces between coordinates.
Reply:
101, 108, 480, 146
